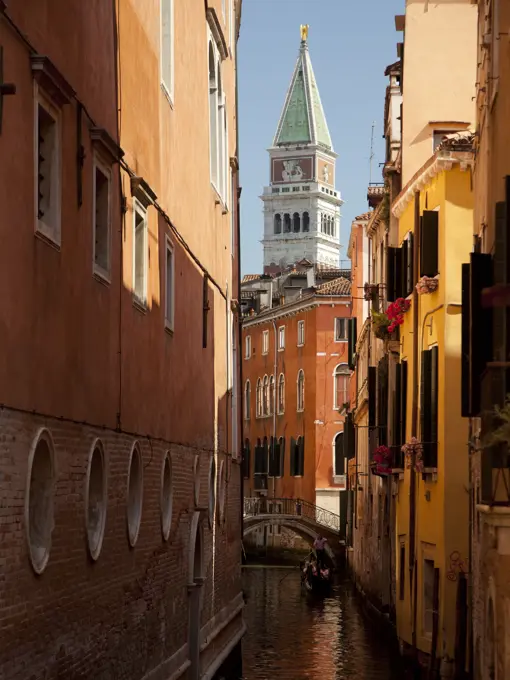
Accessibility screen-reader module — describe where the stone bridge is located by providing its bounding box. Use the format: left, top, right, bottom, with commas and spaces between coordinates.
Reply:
243, 497, 345, 565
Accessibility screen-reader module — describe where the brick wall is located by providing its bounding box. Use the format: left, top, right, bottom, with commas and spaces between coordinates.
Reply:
0, 408, 242, 680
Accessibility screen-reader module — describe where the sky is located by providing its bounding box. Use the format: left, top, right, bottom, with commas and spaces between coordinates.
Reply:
238, 0, 404, 275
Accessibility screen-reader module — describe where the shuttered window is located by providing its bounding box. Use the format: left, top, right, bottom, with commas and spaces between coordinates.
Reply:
334, 433, 345, 476
345, 414, 355, 459
377, 357, 389, 447
290, 437, 304, 476
420, 211, 439, 277
401, 360, 408, 465
403, 232, 414, 296
243, 440, 251, 479
461, 263, 470, 418
368, 366, 377, 428
348, 318, 357, 370
254, 440, 267, 474
386, 247, 403, 302
421, 347, 438, 468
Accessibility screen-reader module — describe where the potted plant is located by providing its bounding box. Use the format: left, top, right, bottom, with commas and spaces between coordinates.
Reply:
371, 310, 392, 339
371, 445, 392, 476
482, 396, 510, 449
364, 283, 379, 302
416, 276, 439, 295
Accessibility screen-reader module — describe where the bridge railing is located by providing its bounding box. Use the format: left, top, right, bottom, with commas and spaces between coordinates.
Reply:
243, 497, 341, 533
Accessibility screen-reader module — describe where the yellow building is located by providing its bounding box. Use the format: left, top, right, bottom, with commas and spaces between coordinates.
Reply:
391, 135, 474, 674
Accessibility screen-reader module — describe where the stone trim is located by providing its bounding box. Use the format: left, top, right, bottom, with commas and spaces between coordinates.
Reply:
90, 127, 124, 164
206, 8, 228, 60
31, 55, 75, 106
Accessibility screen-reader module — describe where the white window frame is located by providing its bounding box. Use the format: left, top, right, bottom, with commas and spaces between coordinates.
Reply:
160, 0, 175, 106
334, 318, 347, 342
132, 198, 148, 307
34, 86, 62, 247
164, 236, 175, 331
92, 153, 112, 282
245, 335, 252, 359
297, 320, 305, 347
262, 330, 269, 355
277, 373, 285, 414
333, 364, 350, 410
244, 380, 251, 420
278, 326, 285, 351
297, 369, 305, 412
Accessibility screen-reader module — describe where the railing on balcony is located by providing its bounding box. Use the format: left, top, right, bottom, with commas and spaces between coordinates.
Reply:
243, 497, 341, 533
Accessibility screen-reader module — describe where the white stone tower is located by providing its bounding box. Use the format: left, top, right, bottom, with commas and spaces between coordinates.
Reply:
261, 26, 343, 272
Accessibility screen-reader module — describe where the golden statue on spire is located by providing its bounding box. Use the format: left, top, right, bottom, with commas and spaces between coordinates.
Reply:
300, 24, 309, 42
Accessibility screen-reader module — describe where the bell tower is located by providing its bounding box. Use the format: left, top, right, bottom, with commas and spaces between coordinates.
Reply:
261, 27, 343, 272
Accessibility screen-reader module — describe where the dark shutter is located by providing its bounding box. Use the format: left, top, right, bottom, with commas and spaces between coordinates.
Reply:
421, 350, 433, 467
368, 366, 377, 427
348, 318, 357, 370
377, 357, 389, 446
387, 247, 403, 302
278, 438, 285, 477
461, 263, 470, 417
469, 253, 493, 416
298, 437, 305, 476
406, 233, 414, 296
290, 437, 296, 476
334, 433, 345, 476
393, 363, 402, 467
429, 346, 439, 468
401, 361, 408, 455
269, 439, 280, 477
401, 241, 408, 299
345, 414, 355, 458
420, 210, 439, 277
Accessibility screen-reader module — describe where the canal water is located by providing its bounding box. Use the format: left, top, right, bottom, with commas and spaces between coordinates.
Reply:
241, 567, 406, 680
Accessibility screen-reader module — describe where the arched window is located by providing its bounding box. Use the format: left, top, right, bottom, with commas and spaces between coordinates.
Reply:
328, 216, 332, 235
269, 375, 275, 415
274, 213, 282, 234
302, 211, 310, 232
331, 217, 336, 238
334, 364, 350, 410
244, 380, 251, 420
262, 375, 269, 416
208, 43, 218, 187
293, 212, 300, 232
256, 378, 262, 417
278, 373, 285, 414
334, 432, 345, 476
283, 213, 291, 233
297, 369, 305, 411
320, 214, 324, 232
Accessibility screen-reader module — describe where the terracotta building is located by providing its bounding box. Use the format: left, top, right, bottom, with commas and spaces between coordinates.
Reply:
463, 2, 510, 679
0, 1, 243, 679
241, 264, 352, 543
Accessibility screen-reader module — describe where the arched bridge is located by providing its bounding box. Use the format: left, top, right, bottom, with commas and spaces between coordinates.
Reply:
243, 497, 345, 564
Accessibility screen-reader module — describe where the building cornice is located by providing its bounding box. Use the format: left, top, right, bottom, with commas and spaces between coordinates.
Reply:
392, 151, 474, 219
242, 294, 349, 328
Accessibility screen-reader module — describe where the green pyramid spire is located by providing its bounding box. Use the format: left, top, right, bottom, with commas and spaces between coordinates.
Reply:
273, 32, 333, 150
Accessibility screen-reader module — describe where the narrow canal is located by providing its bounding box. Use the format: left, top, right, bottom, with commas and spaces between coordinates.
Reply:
241, 567, 406, 679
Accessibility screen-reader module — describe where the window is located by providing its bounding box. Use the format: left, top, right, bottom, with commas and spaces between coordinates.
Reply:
244, 380, 251, 420
86, 440, 107, 561
334, 432, 344, 476
335, 318, 347, 341
35, 94, 61, 245
93, 157, 111, 279
254, 438, 267, 474
334, 364, 350, 410
165, 237, 175, 330
274, 213, 282, 234
262, 375, 269, 416
161, 452, 173, 540
399, 543, 406, 600
27, 429, 55, 574
161, 0, 174, 103
209, 43, 219, 188
290, 436, 305, 476
278, 373, 285, 413
297, 369, 305, 411
293, 212, 300, 232
278, 437, 285, 477
423, 559, 435, 636
302, 212, 310, 232
245, 335, 251, 359
283, 213, 291, 233
269, 375, 275, 415
421, 346, 439, 468
256, 378, 262, 417
420, 210, 439, 278
262, 330, 269, 355
208, 457, 216, 527
278, 326, 285, 350
297, 320, 305, 346
133, 200, 148, 305
127, 443, 143, 547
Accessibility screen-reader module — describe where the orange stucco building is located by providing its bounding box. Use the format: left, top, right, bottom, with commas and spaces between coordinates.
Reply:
0, 1, 243, 679
241, 267, 352, 540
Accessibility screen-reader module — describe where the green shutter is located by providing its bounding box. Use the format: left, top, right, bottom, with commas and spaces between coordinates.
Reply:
421, 350, 433, 467
348, 317, 357, 370
430, 346, 439, 468
368, 366, 377, 427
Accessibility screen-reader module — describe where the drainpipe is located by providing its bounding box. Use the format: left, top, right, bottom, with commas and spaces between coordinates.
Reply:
271, 319, 278, 498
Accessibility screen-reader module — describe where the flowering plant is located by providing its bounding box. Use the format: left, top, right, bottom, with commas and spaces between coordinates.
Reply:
386, 298, 411, 333
364, 283, 379, 302
416, 276, 438, 295
402, 437, 424, 473
371, 311, 392, 339
371, 445, 392, 476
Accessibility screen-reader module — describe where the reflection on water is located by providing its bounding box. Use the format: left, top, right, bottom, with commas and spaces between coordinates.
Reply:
242, 568, 406, 680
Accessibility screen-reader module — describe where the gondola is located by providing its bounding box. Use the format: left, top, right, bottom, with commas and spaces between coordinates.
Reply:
300, 558, 332, 593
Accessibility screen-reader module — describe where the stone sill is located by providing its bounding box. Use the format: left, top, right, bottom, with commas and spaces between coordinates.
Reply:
476, 504, 510, 527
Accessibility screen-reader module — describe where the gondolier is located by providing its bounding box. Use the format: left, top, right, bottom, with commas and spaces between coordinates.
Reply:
313, 534, 327, 568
